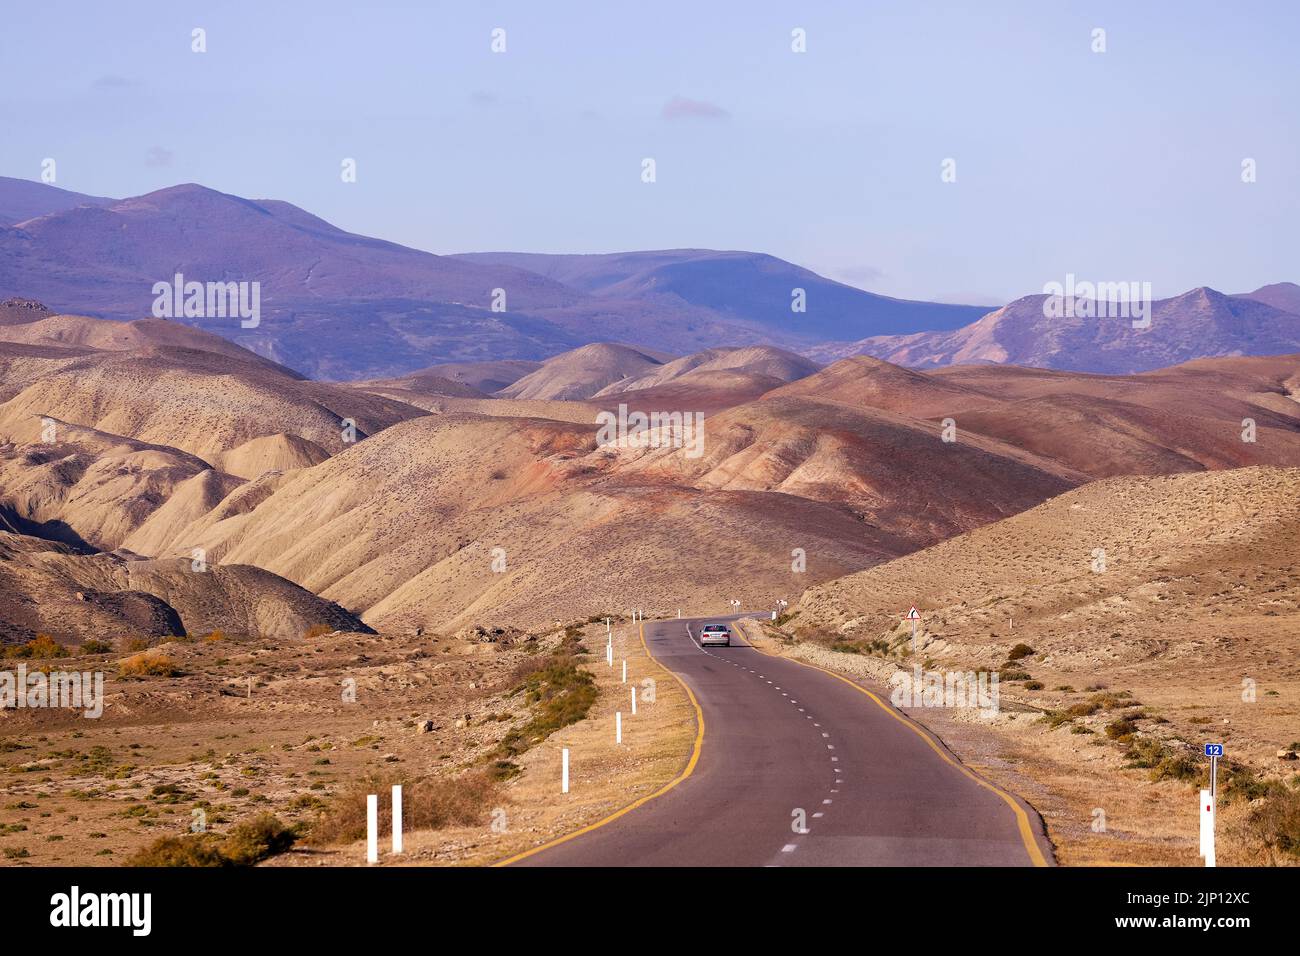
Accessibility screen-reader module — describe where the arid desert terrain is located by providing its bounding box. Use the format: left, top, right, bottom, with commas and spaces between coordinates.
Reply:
1, 289, 1298, 867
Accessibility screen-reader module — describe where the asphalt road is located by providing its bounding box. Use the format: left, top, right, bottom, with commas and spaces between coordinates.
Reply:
514, 616, 1052, 867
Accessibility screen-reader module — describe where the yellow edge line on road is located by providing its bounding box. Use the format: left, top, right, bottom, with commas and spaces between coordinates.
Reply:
749, 637, 1049, 868
490, 619, 705, 867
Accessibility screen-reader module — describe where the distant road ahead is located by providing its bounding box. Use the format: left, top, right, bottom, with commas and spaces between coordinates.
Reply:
512, 616, 1052, 867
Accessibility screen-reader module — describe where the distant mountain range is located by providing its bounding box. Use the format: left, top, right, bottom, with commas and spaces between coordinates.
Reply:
2, 175, 1297, 378
815, 285, 1300, 374
0, 177, 985, 378
0, 178, 113, 227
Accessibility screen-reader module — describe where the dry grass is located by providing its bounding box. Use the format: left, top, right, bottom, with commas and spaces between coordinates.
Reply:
308, 772, 497, 845
127, 813, 297, 867
492, 654, 597, 765
118, 650, 180, 678
3, 634, 69, 659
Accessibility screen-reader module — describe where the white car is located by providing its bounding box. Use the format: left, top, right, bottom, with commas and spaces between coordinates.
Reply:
700, 624, 731, 647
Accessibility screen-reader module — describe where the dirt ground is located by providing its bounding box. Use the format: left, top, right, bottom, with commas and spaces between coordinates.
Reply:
0, 619, 695, 867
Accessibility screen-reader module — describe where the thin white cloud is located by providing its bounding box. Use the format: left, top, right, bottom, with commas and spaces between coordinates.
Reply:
145, 146, 174, 168
661, 96, 730, 121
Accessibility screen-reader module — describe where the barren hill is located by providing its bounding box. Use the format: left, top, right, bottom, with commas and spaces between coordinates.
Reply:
594, 345, 819, 396
0, 310, 292, 375
0, 333, 424, 474
154, 412, 912, 632
455, 249, 988, 339
797, 465, 1300, 641
769, 353, 1300, 479
0, 417, 241, 552
792, 465, 1300, 770
1239, 281, 1300, 315
371, 359, 541, 394
609, 394, 1079, 542
789, 466, 1300, 865
0, 530, 369, 644
0, 176, 113, 227
0, 183, 580, 316
819, 287, 1300, 374
496, 343, 675, 401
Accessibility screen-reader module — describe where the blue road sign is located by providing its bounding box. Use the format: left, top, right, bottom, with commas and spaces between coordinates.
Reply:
1205, 744, 1224, 757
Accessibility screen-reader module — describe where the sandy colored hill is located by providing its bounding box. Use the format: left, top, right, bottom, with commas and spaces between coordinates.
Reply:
3, 333, 1298, 650
0, 530, 369, 644
145, 359, 1103, 634
211, 433, 331, 480
790, 466, 1300, 863
155, 412, 909, 633
496, 343, 674, 400
350, 375, 488, 402
0, 340, 104, 401
55, 350, 1297, 639
0, 417, 242, 551
796, 466, 1300, 643
355, 359, 539, 394
589, 370, 789, 417
0, 343, 424, 473
770, 354, 1300, 479
594, 345, 819, 396
767, 354, 991, 417
609, 394, 1079, 542
0, 311, 291, 373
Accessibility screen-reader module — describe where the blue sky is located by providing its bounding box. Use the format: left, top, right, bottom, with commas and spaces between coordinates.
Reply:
2, 0, 1296, 303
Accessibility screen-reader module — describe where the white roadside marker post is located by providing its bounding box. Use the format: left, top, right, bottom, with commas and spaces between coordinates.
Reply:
391, 784, 403, 855
366, 793, 378, 864
905, 606, 924, 696
622, 659, 627, 683
562, 748, 570, 794
616, 711, 622, 744
1202, 743, 1222, 866
632, 686, 637, 715
1199, 789, 1213, 864
606, 641, 613, 667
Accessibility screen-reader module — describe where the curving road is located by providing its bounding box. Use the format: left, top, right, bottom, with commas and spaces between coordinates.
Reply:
512, 616, 1053, 867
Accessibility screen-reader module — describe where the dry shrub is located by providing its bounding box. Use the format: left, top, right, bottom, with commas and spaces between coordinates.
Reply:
303, 624, 333, 639
4, 634, 69, 660
1246, 788, 1300, 862
119, 650, 180, 678
308, 770, 497, 846
128, 814, 296, 867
